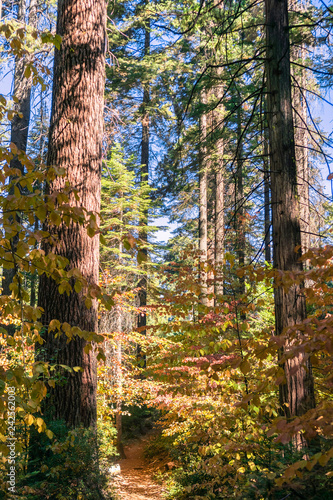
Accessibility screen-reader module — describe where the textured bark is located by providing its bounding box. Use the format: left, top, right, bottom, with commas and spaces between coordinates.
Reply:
199, 92, 208, 308
236, 100, 245, 297
137, 23, 150, 367
265, 0, 315, 419
263, 116, 271, 263
213, 90, 224, 300
2, 0, 37, 297
207, 107, 215, 308
215, 166, 224, 294
38, 0, 106, 428
292, 40, 310, 255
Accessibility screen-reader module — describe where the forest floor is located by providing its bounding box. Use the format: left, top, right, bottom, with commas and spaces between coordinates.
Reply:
111, 432, 166, 500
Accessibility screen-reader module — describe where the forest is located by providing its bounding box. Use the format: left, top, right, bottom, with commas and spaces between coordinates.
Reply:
0, 0, 333, 499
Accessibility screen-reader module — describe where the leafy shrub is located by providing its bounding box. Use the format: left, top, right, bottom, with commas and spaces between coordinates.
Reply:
17, 419, 115, 500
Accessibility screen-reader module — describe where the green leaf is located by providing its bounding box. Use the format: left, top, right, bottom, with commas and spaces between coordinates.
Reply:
137, 250, 147, 264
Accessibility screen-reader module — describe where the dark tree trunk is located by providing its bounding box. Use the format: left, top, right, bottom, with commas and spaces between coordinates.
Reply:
213, 86, 224, 301
263, 114, 271, 263
236, 99, 245, 313
199, 91, 208, 308
215, 164, 224, 298
38, 0, 106, 428
207, 107, 215, 308
137, 23, 150, 367
265, 0, 315, 420
2, 0, 37, 298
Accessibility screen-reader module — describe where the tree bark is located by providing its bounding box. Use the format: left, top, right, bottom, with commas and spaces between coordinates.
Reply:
38, 0, 106, 428
265, 0, 315, 420
137, 22, 150, 368
236, 98, 245, 297
199, 91, 208, 308
263, 112, 271, 263
291, 35, 310, 255
215, 165, 224, 299
213, 89, 224, 301
2, 0, 37, 297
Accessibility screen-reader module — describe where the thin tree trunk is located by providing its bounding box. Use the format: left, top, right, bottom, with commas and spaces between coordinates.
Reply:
116, 196, 126, 457
207, 106, 215, 308
38, 0, 106, 428
115, 329, 123, 454
236, 99, 245, 298
137, 22, 150, 368
115, 303, 126, 457
263, 114, 271, 263
199, 91, 208, 308
2, 0, 37, 297
265, 0, 315, 422
214, 91, 224, 301
215, 167, 224, 298
30, 217, 39, 307
291, 24, 310, 255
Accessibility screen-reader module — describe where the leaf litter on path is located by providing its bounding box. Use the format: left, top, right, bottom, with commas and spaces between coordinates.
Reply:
111, 434, 165, 500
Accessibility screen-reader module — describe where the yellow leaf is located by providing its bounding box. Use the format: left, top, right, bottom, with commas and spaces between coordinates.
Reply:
26, 414, 34, 426
84, 344, 91, 354
318, 453, 329, 467
36, 205, 47, 222
74, 280, 83, 293
49, 319, 60, 332
24, 66, 31, 78
36, 417, 44, 428
49, 211, 61, 226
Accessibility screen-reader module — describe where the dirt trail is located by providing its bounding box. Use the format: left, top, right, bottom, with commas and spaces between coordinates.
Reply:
112, 434, 165, 500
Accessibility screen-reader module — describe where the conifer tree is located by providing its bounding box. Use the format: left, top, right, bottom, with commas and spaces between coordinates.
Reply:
38, 0, 106, 428
265, 0, 315, 423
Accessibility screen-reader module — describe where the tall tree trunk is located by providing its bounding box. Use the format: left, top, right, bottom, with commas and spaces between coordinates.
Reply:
265, 0, 315, 421
213, 89, 224, 301
115, 304, 125, 457
137, 22, 150, 368
38, 0, 106, 428
295, 64, 310, 255
207, 106, 215, 308
2, 0, 37, 297
116, 197, 126, 457
199, 91, 208, 309
290, 11, 310, 255
263, 112, 271, 263
236, 98, 245, 298
215, 166, 224, 298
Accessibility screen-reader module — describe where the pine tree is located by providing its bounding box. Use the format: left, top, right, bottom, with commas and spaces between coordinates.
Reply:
38, 0, 106, 428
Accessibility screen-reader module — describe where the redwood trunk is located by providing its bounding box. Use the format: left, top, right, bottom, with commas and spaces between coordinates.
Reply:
38, 0, 106, 428
265, 0, 315, 418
